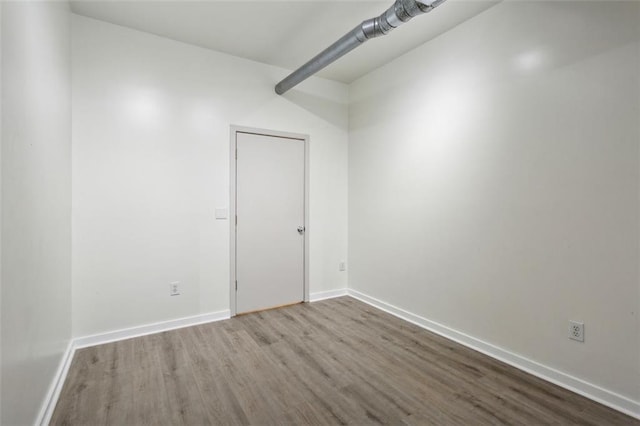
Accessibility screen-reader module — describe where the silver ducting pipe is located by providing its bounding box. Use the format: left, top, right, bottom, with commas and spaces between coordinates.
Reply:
275, 0, 447, 95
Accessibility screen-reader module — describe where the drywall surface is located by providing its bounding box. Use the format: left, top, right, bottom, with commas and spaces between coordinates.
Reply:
0, 2, 3, 423
1, 2, 72, 424
72, 15, 348, 337
349, 1, 640, 406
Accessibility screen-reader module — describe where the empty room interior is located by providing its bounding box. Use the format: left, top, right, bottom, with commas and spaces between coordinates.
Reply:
1, 0, 640, 424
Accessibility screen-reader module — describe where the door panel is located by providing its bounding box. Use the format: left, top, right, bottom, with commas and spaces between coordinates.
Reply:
235, 132, 305, 314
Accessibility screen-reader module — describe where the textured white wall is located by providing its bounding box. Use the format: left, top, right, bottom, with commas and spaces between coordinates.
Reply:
1, 2, 72, 424
72, 15, 349, 337
349, 1, 640, 405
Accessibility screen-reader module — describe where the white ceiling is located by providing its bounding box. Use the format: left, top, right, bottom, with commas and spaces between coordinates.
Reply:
70, 0, 498, 83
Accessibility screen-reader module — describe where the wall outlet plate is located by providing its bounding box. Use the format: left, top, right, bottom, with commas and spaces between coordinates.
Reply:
170, 281, 181, 296
339, 261, 346, 271
569, 320, 584, 342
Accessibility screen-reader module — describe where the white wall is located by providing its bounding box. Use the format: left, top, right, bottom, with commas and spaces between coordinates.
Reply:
1, 2, 72, 424
349, 0, 640, 408
72, 15, 348, 337
0, 2, 3, 423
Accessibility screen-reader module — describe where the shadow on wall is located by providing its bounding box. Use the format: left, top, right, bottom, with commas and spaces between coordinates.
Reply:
282, 89, 349, 131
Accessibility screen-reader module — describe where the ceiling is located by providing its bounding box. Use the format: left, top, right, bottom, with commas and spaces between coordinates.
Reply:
70, 0, 498, 83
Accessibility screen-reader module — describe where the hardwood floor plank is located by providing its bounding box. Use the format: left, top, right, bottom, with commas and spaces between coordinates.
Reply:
180, 325, 250, 425
154, 331, 210, 425
51, 297, 639, 425
129, 336, 173, 426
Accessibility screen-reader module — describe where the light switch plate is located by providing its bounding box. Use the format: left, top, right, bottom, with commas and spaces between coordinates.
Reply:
215, 208, 228, 219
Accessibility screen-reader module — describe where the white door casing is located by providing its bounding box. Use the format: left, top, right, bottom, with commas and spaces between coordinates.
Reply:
230, 127, 309, 315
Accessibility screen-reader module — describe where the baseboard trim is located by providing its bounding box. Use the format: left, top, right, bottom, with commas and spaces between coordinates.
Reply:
347, 288, 640, 420
74, 310, 231, 349
37, 297, 340, 424
36, 340, 76, 426
38, 293, 639, 421
310, 288, 348, 302
38, 309, 231, 425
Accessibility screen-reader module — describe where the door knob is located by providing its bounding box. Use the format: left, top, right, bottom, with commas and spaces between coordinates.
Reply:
297, 226, 305, 234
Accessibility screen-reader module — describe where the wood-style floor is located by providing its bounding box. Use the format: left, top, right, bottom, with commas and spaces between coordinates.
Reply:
51, 297, 638, 425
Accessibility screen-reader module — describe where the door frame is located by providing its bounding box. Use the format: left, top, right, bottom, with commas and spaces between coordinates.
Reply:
229, 125, 310, 317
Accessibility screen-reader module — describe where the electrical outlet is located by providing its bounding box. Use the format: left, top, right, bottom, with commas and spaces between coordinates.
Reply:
170, 281, 181, 296
569, 320, 584, 342
339, 261, 346, 271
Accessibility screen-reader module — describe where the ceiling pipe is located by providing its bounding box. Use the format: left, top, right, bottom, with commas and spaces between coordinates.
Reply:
275, 0, 447, 95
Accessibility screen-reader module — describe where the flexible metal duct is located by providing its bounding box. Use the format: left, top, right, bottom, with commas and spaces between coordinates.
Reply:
275, 0, 447, 95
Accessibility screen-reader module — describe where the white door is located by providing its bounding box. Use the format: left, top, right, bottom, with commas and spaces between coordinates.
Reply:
235, 131, 305, 314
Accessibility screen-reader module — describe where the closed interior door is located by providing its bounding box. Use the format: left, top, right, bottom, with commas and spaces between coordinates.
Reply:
235, 131, 305, 314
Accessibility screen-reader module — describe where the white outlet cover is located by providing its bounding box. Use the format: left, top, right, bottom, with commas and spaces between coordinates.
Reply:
568, 320, 584, 342
215, 208, 228, 219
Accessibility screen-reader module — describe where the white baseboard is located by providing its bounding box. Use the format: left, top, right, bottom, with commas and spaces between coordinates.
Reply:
36, 340, 76, 426
347, 288, 640, 420
38, 297, 343, 425
38, 309, 231, 425
74, 310, 230, 349
38, 293, 639, 422
36, 296, 339, 423
310, 288, 348, 302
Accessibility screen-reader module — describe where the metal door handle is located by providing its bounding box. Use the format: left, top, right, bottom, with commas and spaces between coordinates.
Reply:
297, 226, 305, 234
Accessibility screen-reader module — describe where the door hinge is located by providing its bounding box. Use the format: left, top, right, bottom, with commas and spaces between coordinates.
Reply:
235, 149, 237, 159
235, 215, 237, 226
235, 280, 237, 291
